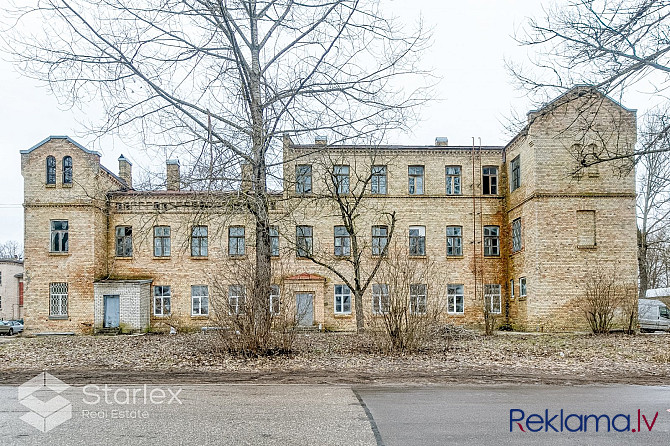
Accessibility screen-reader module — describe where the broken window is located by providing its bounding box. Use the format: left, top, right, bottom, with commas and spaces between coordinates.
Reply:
334, 284, 351, 314
154, 285, 171, 316
228, 226, 245, 256
510, 156, 521, 191
446, 226, 462, 256
372, 225, 389, 256
512, 218, 522, 252
408, 166, 424, 195
577, 210, 596, 247
410, 284, 427, 314
484, 284, 501, 314
50, 220, 69, 253
191, 285, 209, 316
333, 165, 350, 194
296, 225, 313, 257
296, 164, 312, 194
153, 226, 171, 257
445, 166, 461, 195
228, 285, 245, 315
371, 165, 387, 194
270, 226, 279, 257
372, 283, 390, 314
334, 226, 350, 257
62, 156, 73, 185
409, 226, 426, 256
50, 282, 68, 317
46, 156, 56, 185
482, 166, 498, 195
115, 226, 133, 257
447, 284, 464, 314
484, 225, 499, 256
270, 285, 280, 315
191, 226, 208, 257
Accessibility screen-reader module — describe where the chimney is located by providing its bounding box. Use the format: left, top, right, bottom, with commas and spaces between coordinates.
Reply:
166, 159, 180, 191
315, 135, 327, 146
118, 155, 132, 187
435, 137, 448, 146
241, 163, 253, 191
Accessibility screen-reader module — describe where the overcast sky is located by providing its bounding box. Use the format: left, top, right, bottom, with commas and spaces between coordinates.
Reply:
0, 0, 629, 245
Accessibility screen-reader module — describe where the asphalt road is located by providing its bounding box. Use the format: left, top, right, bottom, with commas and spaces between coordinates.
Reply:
1, 380, 670, 445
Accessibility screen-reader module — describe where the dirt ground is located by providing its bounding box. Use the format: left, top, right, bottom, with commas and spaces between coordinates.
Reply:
1, 331, 669, 385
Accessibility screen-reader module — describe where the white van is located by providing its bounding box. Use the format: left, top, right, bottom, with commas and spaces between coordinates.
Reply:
638, 299, 670, 332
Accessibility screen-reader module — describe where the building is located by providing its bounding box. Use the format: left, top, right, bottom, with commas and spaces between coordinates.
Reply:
0, 259, 24, 321
20, 87, 638, 334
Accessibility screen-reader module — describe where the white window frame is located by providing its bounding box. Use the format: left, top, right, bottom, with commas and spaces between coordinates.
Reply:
333, 165, 350, 194
510, 279, 515, 299
154, 285, 171, 316
270, 285, 280, 315
228, 226, 246, 256
372, 284, 390, 314
334, 284, 351, 314
484, 284, 502, 314
484, 225, 500, 257
270, 226, 279, 257
191, 226, 208, 257
115, 225, 133, 257
410, 284, 427, 315
447, 284, 464, 314
228, 285, 245, 315
482, 166, 498, 195
372, 225, 389, 256
409, 225, 426, 256
191, 285, 209, 316
446, 226, 462, 256
49, 282, 68, 318
408, 165, 424, 195
445, 166, 461, 195
371, 165, 387, 194
154, 226, 171, 257
334, 225, 351, 257
520, 277, 527, 298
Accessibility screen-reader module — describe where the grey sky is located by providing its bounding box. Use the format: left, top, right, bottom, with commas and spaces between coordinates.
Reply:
0, 0, 606, 244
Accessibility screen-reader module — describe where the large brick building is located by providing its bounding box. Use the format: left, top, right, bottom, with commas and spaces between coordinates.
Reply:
21, 87, 638, 334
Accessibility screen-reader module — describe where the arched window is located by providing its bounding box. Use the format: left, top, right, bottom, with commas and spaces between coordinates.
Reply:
62, 156, 73, 184
46, 156, 56, 185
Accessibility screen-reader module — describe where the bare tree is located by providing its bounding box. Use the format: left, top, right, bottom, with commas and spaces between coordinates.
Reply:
0, 240, 23, 260
509, 0, 670, 164
3, 1, 430, 349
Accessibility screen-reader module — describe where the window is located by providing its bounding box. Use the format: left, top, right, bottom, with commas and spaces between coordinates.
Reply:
484, 284, 501, 314
270, 285, 280, 315
49, 282, 68, 317
333, 165, 350, 194
372, 225, 389, 256
153, 286, 171, 316
228, 226, 245, 256
409, 226, 426, 256
447, 284, 464, 314
154, 226, 171, 257
512, 218, 522, 252
50, 220, 69, 253
510, 155, 521, 191
334, 226, 350, 256
296, 164, 312, 194
446, 226, 462, 256
115, 226, 133, 257
46, 156, 56, 185
228, 285, 245, 314
191, 285, 209, 316
510, 279, 515, 299
62, 156, 73, 185
483, 225, 499, 256
270, 226, 279, 257
0, 296, 3, 310
577, 210, 596, 247
371, 165, 387, 194
482, 166, 498, 195
408, 166, 424, 195
296, 225, 313, 257
410, 284, 427, 314
191, 226, 208, 257
445, 166, 461, 195
334, 284, 351, 314
372, 284, 390, 314
520, 277, 527, 298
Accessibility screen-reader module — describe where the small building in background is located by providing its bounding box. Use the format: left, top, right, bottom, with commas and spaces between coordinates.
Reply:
0, 259, 24, 321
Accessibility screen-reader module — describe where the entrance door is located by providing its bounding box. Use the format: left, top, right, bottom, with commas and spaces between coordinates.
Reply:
295, 293, 314, 326
103, 295, 120, 328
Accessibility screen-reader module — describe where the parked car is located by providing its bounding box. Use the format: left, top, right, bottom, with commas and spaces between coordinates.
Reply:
638, 299, 670, 332
0, 320, 23, 336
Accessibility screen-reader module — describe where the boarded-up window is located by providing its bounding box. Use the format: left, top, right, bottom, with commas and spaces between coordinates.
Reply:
577, 210, 596, 247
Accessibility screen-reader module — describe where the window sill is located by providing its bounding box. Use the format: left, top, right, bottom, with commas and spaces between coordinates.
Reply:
49, 252, 70, 256
49, 315, 68, 320
447, 312, 465, 316
191, 315, 210, 319
334, 313, 352, 318
152, 256, 171, 260
229, 255, 247, 259
62, 183, 73, 188
446, 255, 464, 259
190, 256, 209, 260
577, 245, 597, 250
153, 314, 171, 318
115, 256, 133, 260
45, 184, 56, 188
408, 255, 427, 259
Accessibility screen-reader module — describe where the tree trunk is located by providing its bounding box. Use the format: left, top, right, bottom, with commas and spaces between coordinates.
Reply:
638, 228, 649, 299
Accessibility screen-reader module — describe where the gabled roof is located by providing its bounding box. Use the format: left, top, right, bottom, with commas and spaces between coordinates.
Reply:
20, 136, 102, 156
